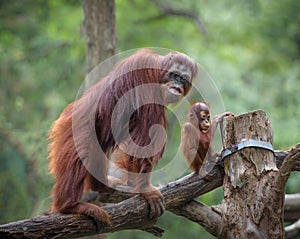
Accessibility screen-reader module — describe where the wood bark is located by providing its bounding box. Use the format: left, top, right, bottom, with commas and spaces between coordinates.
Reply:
0, 170, 223, 239
214, 110, 299, 239
82, 2, 116, 239
82, 0, 117, 74
0, 149, 298, 238
285, 219, 300, 239
285, 194, 300, 221
1, 111, 300, 238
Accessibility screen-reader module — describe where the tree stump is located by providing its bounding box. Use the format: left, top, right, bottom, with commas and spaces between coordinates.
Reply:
217, 110, 284, 239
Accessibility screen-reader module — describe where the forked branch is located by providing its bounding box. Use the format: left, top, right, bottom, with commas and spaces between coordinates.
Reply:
0, 148, 298, 239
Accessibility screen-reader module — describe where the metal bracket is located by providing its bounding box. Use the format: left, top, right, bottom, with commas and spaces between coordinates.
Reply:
221, 139, 274, 159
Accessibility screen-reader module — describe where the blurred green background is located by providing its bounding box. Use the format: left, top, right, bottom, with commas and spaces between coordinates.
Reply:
0, 0, 300, 238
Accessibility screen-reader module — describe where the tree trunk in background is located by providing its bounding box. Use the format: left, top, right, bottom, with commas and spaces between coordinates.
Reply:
82, 1, 117, 238
83, 0, 117, 74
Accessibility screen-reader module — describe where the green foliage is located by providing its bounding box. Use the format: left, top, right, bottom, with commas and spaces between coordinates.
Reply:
1, 0, 300, 237
0, 0, 84, 222
0, 172, 31, 224
110, 212, 215, 239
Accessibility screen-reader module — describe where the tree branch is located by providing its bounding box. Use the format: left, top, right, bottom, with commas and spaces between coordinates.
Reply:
0, 147, 299, 238
285, 193, 300, 221
0, 165, 223, 239
143, 0, 207, 35
169, 200, 222, 237
279, 144, 300, 179
285, 219, 300, 239
91, 150, 296, 203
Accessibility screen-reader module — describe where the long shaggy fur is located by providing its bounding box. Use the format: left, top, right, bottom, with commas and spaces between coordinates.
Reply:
48, 49, 197, 221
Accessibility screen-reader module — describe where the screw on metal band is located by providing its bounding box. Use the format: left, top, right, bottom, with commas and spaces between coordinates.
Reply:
221, 139, 274, 159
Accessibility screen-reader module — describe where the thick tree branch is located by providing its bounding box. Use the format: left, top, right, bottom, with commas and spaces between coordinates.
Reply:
279, 144, 300, 179
169, 147, 300, 237
2, 110, 298, 239
0, 146, 299, 238
285, 194, 300, 221
0, 166, 223, 239
285, 219, 300, 239
169, 200, 222, 237
90, 150, 295, 203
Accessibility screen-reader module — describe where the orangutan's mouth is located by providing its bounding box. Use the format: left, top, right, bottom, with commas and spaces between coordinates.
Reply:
169, 86, 183, 95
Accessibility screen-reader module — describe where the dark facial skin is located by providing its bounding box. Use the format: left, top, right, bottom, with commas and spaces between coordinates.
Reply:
162, 62, 193, 104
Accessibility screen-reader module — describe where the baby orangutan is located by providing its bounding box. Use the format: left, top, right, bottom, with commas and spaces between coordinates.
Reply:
180, 101, 233, 173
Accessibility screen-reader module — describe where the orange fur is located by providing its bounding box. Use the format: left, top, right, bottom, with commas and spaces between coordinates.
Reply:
181, 102, 212, 172
181, 102, 233, 173
48, 49, 197, 222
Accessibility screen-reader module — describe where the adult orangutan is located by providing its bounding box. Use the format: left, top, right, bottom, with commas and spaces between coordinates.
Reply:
181, 101, 233, 173
48, 49, 197, 223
